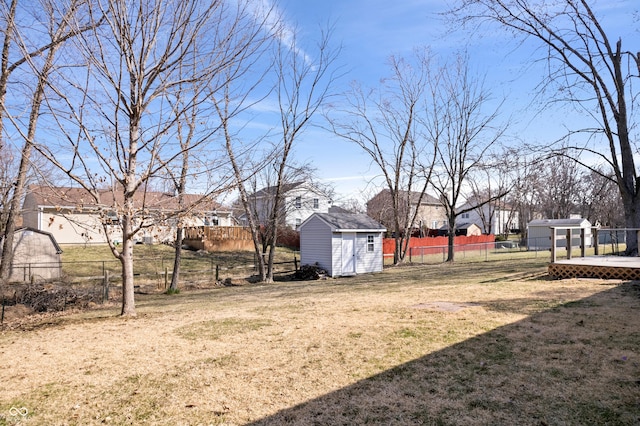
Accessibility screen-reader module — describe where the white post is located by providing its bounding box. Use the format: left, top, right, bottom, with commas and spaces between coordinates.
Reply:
550, 227, 556, 263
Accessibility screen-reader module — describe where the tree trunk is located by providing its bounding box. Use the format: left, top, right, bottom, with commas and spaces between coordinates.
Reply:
622, 194, 640, 255
394, 236, 402, 264
169, 226, 183, 291
265, 227, 277, 283
446, 217, 456, 262
119, 220, 136, 316
0, 41, 52, 280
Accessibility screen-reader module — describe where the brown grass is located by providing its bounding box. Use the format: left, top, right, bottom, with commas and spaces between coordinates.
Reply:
1, 258, 639, 425
57, 244, 298, 289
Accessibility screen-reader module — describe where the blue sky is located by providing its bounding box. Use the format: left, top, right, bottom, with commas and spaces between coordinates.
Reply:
260, 0, 637, 205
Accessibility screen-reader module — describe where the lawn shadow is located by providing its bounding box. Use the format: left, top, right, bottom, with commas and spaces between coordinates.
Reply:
248, 282, 640, 425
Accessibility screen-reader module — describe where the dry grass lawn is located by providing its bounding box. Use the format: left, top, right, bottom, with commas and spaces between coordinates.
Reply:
1, 258, 639, 425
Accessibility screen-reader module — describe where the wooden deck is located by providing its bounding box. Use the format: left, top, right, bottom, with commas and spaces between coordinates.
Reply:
549, 256, 640, 280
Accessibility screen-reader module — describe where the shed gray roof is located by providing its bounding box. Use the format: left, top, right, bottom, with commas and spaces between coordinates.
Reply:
528, 218, 591, 228
0, 227, 63, 254
306, 213, 386, 232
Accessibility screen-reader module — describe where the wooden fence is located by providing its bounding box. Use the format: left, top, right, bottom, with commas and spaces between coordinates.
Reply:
183, 226, 254, 252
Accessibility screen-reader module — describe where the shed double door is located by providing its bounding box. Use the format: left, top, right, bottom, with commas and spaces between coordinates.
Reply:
341, 233, 356, 276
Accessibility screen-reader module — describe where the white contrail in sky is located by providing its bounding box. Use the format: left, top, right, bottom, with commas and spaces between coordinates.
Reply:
246, 0, 312, 65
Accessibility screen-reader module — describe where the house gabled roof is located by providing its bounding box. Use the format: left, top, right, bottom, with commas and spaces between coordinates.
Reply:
302, 213, 386, 232
250, 181, 328, 199
1, 227, 63, 254
459, 197, 514, 212
368, 189, 441, 206
25, 185, 226, 213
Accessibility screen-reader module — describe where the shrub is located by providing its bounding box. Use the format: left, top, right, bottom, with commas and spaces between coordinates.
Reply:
294, 264, 327, 280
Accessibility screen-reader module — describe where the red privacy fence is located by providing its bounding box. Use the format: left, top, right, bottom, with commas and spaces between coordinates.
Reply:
383, 235, 496, 256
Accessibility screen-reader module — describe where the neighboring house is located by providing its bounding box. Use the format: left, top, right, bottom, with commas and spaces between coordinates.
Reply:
245, 181, 333, 229
299, 213, 386, 277
0, 227, 62, 282
458, 200, 520, 235
527, 218, 593, 250
366, 189, 446, 234
22, 185, 233, 245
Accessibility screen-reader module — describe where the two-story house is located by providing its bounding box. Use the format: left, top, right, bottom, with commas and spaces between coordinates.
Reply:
366, 189, 447, 234
457, 198, 520, 235
246, 181, 333, 229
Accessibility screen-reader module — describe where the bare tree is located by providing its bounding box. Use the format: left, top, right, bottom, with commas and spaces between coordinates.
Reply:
466, 149, 525, 236
536, 152, 583, 219
219, 19, 339, 283
452, 0, 640, 253
328, 49, 438, 264
579, 167, 624, 227
162, 76, 233, 293
37, 0, 256, 315
0, 143, 16, 237
499, 146, 543, 237
427, 54, 506, 261
211, 4, 280, 283
256, 24, 339, 282
215, 76, 272, 281
160, 5, 265, 293
0, 0, 91, 282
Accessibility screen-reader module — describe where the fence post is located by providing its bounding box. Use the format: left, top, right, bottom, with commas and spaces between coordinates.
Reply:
593, 228, 599, 255
164, 267, 168, 289
216, 264, 219, 282
103, 270, 110, 303
566, 229, 572, 259
294, 256, 298, 271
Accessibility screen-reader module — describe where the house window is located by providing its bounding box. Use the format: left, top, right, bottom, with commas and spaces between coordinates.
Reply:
295, 218, 301, 229
295, 196, 302, 208
204, 215, 219, 226
432, 221, 438, 228
461, 213, 470, 219
367, 235, 375, 252
313, 198, 319, 209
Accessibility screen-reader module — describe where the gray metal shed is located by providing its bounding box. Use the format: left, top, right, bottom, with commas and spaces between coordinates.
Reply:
527, 218, 592, 250
0, 227, 63, 282
299, 213, 386, 277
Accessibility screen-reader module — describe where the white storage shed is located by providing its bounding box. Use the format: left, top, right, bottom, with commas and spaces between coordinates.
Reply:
527, 218, 592, 250
299, 213, 386, 277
